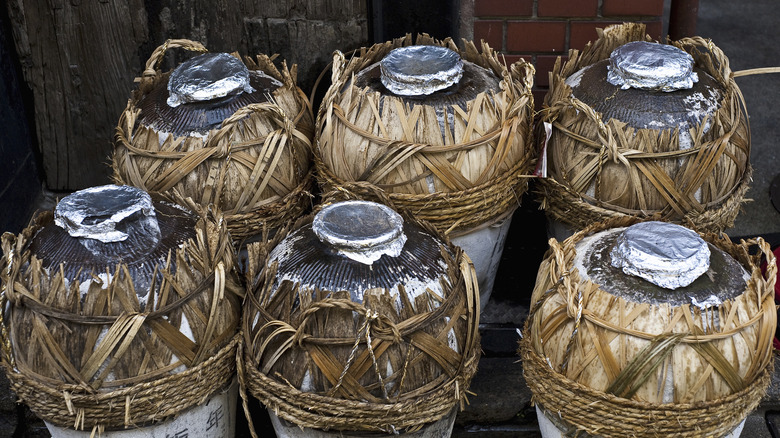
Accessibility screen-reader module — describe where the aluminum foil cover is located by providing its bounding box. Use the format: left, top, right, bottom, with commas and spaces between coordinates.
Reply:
610, 221, 710, 289
607, 41, 699, 92
54, 185, 159, 243
380, 45, 464, 96
312, 201, 407, 265
167, 52, 255, 107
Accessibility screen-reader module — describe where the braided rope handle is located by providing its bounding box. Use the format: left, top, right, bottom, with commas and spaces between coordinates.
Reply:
204, 101, 302, 155
142, 38, 208, 79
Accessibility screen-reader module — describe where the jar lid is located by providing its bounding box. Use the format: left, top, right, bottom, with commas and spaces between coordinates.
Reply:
572, 222, 749, 307
607, 41, 698, 92
380, 45, 463, 96
54, 185, 159, 244
167, 52, 255, 107
609, 221, 709, 289
313, 200, 407, 264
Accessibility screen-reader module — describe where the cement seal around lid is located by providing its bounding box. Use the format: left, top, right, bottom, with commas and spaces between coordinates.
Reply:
607, 41, 698, 92
54, 185, 159, 243
380, 45, 464, 96
609, 221, 710, 289
167, 52, 255, 107
313, 200, 407, 264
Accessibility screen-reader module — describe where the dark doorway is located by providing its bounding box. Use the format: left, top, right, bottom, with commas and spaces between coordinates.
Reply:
367, 0, 460, 43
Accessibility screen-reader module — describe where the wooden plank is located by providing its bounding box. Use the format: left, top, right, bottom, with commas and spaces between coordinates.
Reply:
7, 0, 368, 190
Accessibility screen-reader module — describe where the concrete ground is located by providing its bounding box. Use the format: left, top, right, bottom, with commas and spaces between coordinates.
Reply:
700, 0, 780, 243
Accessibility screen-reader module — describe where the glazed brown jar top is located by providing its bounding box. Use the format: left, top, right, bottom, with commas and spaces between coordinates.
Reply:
572, 221, 748, 307
136, 52, 283, 136
351, 45, 501, 109
28, 184, 197, 299
566, 41, 726, 134
266, 200, 451, 306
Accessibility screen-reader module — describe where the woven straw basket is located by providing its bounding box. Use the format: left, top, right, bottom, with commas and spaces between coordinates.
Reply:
537, 23, 751, 233
519, 216, 776, 437
0, 200, 243, 432
113, 39, 314, 240
238, 191, 481, 436
315, 33, 536, 236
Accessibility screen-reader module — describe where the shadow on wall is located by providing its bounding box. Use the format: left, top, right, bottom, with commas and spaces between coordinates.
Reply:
0, 4, 42, 236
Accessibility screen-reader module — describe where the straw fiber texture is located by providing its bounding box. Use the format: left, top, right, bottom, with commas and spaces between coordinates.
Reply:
0, 205, 243, 431
113, 39, 314, 240
238, 196, 481, 435
537, 23, 751, 233
315, 34, 536, 236
519, 216, 776, 437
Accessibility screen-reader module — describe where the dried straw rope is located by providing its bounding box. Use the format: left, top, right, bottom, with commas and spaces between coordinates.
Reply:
519, 216, 776, 437
0, 206, 243, 430
238, 207, 481, 435
113, 39, 314, 240
315, 34, 536, 236
537, 23, 751, 233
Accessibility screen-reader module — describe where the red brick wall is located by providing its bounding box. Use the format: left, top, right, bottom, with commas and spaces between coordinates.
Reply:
472, 0, 665, 110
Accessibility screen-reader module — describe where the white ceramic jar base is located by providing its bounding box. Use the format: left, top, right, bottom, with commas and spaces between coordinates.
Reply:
450, 210, 515, 312
45, 379, 238, 438
535, 406, 746, 438
267, 407, 457, 438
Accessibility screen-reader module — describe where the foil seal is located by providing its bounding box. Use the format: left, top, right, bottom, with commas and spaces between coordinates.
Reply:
54, 185, 160, 244
609, 221, 710, 289
380, 45, 464, 96
312, 200, 407, 265
167, 52, 255, 107
607, 41, 699, 92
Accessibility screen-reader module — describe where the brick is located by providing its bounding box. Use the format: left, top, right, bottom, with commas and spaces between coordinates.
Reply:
474, 0, 533, 17
538, 0, 598, 18
569, 21, 621, 50
535, 55, 567, 87
506, 21, 566, 53
474, 20, 504, 51
643, 20, 663, 41
602, 0, 664, 16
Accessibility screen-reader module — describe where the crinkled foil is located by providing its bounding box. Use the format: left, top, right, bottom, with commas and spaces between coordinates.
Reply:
167, 52, 255, 107
607, 41, 698, 92
609, 221, 710, 289
380, 45, 463, 96
312, 200, 407, 264
54, 185, 160, 243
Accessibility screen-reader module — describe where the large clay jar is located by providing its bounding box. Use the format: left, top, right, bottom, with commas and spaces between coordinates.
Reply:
0, 185, 243, 436
519, 217, 775, 437
537, 23, 750, 240
240, 199, 481, 437
113, 39, 313, 242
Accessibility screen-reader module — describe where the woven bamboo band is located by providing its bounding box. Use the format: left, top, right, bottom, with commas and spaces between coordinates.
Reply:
0, 206, 242, 430
238, 213, 481, 436
518, 216, 776, 437
519, 336, 771, 437
316, 152, 534, 236
537, 163, 752, 234
315, 33, 536, 236
113, 38, 314, 240
4, 335, 239, 431
538, 23, 751, 233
